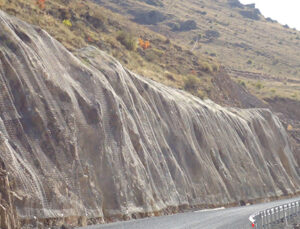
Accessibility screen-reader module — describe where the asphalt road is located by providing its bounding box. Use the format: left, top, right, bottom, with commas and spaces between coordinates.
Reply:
79, 197, 300, 229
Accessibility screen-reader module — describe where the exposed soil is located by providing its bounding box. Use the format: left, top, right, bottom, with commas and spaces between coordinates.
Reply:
265, 98, 300, 166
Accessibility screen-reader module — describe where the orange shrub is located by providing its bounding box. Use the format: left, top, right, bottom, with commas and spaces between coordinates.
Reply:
139, 38, 144, 47
144, 40, 150, 49
139, 38, 150, 50
36, 0, 45, 9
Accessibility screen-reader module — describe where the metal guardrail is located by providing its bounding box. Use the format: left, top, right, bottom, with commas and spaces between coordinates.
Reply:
249, 200, 300, 228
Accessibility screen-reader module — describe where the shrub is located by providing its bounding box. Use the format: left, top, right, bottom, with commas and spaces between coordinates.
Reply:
238, 80, 246, 87
36, 0, 45, 9
83, 12, 106, 30
212, 63, 219, 72
165, 73, 175, 81
139, 38, 150, 50
255, 81, 263, 89
184, 75, 201, 92
287, 124, 293, 131
144, 50, 158, 62
63, 19, 72, 27
196, 90, 206, 99
117, 31, 137, 51
201, 62, 214, 73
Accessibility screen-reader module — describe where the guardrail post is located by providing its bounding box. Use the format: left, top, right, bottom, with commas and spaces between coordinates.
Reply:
258, 212, 263, 229
263, 211, 266, 228
260, 211, 264, 228
285, 211, 288, 226
292, 203, 295, 217
265, 210, 268, 227
267, 210, 270, 227
276, 207, 279, 223
268, 209, 273, 227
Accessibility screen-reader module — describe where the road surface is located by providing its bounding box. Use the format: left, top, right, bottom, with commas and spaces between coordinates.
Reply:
79, 197, 300, 229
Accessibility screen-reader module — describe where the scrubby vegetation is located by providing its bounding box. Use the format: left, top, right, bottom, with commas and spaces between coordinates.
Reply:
169, 20, 197, 31
117, 31, 137, 51
94, 0, 300, 101
3, 0, 299, 102
184, 75, 201, 92
0, 0, 221, 101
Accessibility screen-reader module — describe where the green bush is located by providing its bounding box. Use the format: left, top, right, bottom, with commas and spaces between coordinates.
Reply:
116, 31, 137, 51
212, 63, 219, 72
255, 81, 263, 89
63, 19, 72, 27
201, 62, 214, 73
238, 80, 246, 88
184, 75, 201, 92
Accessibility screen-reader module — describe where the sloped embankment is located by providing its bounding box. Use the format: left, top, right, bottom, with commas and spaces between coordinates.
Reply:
0, 10, 299, 228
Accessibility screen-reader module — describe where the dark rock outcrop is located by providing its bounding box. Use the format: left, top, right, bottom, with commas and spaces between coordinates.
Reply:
205, 30, 221, 39
170, 20, 197, 32
0, 10, 299, 228
138, 0, 164, 7
132, 10, 168, 25
228, 0, 244, 8
239, 9, 261, 20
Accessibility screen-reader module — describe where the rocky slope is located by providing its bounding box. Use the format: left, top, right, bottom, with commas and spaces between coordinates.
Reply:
0, 10, 299, 228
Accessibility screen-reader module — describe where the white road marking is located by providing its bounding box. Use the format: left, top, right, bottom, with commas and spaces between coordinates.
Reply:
194, 207, 225, 213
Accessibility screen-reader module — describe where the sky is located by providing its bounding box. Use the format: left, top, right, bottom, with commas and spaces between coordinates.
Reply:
239, 0, 300, 30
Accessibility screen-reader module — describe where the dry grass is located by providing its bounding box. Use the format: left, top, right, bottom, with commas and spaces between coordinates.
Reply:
234, 77, 300, 101
95, 0, 300, 101
0, 0, 219, 99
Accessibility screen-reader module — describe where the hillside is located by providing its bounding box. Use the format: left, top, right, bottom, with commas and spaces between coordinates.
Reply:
95, 0, 300, 101
0, 10, 299, 228
88, 0, 300, 163
0, 0, 224, 101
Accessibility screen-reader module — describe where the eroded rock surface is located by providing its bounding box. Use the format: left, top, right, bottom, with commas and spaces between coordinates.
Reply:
0, 10, 299, 228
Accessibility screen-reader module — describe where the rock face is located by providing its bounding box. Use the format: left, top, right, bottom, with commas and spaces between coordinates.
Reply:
132, 10, 168, 25
0, 159, 19, 229
0, 10, 299, 228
